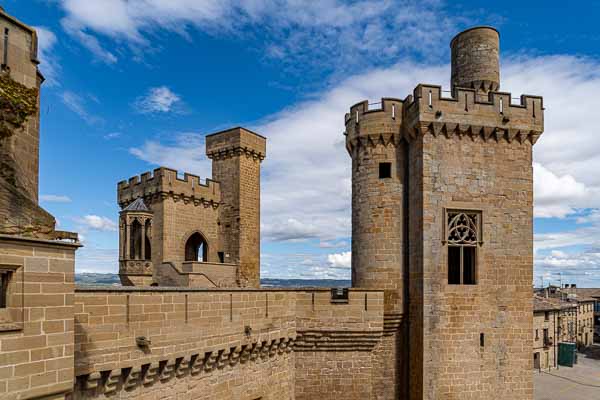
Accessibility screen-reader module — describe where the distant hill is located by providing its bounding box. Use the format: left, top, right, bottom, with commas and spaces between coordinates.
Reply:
75, 273, 351, 288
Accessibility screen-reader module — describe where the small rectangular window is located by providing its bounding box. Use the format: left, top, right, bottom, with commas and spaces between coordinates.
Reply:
480, 333, 484, 347
0, 271, 9, 308
535, 329, 539, 340
544, 311, 549, 321
379, 162, 391, 179
218, 252, 225, 263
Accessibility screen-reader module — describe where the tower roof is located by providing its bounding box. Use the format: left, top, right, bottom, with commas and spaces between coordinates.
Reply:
122, 197, 150, 212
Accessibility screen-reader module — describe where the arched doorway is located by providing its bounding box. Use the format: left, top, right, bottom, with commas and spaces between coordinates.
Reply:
185, 232, 208, 262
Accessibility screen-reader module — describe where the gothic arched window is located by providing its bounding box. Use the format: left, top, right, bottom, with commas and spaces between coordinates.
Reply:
185, 232, 208, 262
445, 210, 481, 285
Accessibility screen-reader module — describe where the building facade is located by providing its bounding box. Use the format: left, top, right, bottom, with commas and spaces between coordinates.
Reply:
0, 7, 550, 400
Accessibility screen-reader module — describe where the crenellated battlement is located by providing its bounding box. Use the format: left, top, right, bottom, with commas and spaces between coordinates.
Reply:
117, 167, 221, 208
404, 84, 544, 143
344, 98, 404, 154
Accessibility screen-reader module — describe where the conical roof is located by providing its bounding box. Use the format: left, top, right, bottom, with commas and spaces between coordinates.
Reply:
122, 197, 151, 212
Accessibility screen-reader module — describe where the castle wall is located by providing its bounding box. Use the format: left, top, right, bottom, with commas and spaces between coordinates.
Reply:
0, 235, 77, 400
412, 132, 534, 399
73, 288, 385, 400
293, 290, 384, 399
0, 11, 42, 202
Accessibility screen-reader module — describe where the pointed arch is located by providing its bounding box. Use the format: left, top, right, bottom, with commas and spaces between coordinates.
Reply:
185, 231, 208, 262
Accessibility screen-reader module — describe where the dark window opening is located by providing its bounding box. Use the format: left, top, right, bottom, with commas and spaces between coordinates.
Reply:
0, 271, 8, 308
446, 210, 480, 285
448, 246, 476, 285
544, 311, 549, 321
218, 252, 225, 263
185, 232, 208, 262
448, 246, 461, 284
130, 220, 143, 260
480, 333, 485, 347
144, 220, 152, 261
543, 328, 549, 346
379, 162, 392, 179
535, 329, 539, 340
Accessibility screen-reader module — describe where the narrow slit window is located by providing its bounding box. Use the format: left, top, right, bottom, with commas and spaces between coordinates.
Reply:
446, 210, 480, 285
379, 162, 392, 179
2, 28, 8, 68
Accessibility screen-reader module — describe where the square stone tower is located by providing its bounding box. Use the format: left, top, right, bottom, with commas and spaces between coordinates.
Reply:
0, 7, 57, 239
206, 127, 266, 288
346, 26, 544, 399
117, 127, 266, 288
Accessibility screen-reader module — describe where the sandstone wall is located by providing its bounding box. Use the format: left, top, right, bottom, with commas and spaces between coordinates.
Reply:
412, 133, 534, 399
0, 235, 77, 400
73, 288, 385, 400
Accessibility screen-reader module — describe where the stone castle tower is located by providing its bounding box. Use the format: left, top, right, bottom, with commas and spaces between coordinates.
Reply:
346, 26, 544, 399
117, 127, 266, 288
0, 7, 60, 239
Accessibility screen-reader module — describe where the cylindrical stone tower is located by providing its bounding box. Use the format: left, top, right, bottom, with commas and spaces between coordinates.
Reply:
450, 26, 500, 97
345, 98, 405, 399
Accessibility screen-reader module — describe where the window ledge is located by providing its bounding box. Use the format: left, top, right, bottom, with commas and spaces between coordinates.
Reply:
0, 322, 22, 332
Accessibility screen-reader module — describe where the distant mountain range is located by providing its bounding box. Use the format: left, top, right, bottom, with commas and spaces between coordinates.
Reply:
75, 273, 351, 288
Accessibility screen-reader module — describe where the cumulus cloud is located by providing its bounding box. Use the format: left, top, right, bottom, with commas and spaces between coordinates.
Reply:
61, 91, 103, 125
78, 215, 118, 232
33, 26, 60, 86
40, 194, 72, 203
327, 251, 351, 269
133, 86, 184, 114
129, 132, 210, 174
57, 0, 458, 75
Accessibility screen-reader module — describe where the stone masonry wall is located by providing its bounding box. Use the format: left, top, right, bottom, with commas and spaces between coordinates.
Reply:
414, 133, 534, 400
73, 288, 385, 400
0, 11, 41, 202
0, 235, 77, 400
74, 288, 296, 399
294, 290, 384, 400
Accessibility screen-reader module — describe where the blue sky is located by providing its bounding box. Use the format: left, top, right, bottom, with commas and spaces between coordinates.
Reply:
8, 0, 600, 286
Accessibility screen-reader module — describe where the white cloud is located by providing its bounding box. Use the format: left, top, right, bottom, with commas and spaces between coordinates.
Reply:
129, 132, 210, 174
40, 194, 72, 203
125, 51, 600, 281
535, 248, 600, 288
327, 251, 351, 269
57, 0, 458, 75
533, 163, 586, 218
104, 132, 122, 140
76, 247, 119, 273
133, 86, 183, 114
61, 91, 103, 125
33, 26, 60, 86
78, 215, 118, 232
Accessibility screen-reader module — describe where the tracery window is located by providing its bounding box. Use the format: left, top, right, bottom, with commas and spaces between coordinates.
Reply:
445, 210, 481, 285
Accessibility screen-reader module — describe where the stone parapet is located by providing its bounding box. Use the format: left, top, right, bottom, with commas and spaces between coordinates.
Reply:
344, 98, 404, 154
205, 127, 266, 161
404, 84, 544, 144
117, 167, 221, 208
